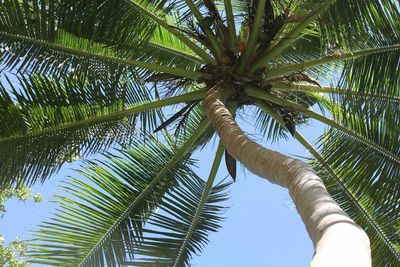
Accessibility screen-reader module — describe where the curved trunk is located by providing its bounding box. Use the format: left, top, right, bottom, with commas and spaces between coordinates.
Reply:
203, 85, 371, 267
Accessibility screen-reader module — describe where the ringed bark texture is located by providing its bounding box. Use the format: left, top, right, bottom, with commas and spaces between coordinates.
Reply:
203, 85, 371, 267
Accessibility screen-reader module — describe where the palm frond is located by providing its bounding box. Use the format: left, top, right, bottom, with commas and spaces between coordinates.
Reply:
0, 73, 140, 187
320, 65, 400, 208
246, 86, 399, 159
29, 140, 190, 266
0, 72, 204, 188
60, 1, 204, 66
275, 32, 335, 83
129, 179, 229, 267
317, 125, 400, 219
271, 83, 400, 104
319, 0, 400, 97
123, 0, 214, 62
128, 142, 228, 266
250, 87, 326, 141
29, 120, 215, 266
266, 44, 400, 79
223, 0, 236, 49
338, 48, 400, 102
0, 0, 203, 78
58, 0, 168, 46
148, 23, 205, 65
319, 0, 400, 50
319, 166, 400, 266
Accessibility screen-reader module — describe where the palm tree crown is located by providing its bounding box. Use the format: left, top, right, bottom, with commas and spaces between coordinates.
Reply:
0, 0, 399, 266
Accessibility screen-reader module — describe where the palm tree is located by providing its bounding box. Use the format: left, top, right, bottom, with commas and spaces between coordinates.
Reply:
0, 0, 399, 266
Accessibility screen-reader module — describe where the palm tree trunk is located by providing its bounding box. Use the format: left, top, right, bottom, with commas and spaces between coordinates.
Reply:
203, 85, 371, 267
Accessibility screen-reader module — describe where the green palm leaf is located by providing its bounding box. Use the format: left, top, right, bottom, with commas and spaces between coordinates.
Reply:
0, 72, 184, 188
0, 74, 133, 187
0, 0, 203, 78
129, 177, 229, 266
321, 66, 400, 208
320, 0, 399, 49
58, 1, 204, 66
125, 143, 228, 266
320, 0, 400, 99
28, 120, 221, 266
317, 127, 399, 221
29, 140, 188, 266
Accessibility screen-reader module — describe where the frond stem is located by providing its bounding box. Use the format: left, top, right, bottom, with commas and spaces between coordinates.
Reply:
172, 141, 224, 266
265, 44, 400, 79
270, 83, 400, 102
0, 90, 207, 143
0, 32, 208, 80
224, 0, 236, 50
249, 0, 335, 73
235, 0, 266, 74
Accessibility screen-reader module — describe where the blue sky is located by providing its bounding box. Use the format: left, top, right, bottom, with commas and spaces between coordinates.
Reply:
0, 111, 325, 266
